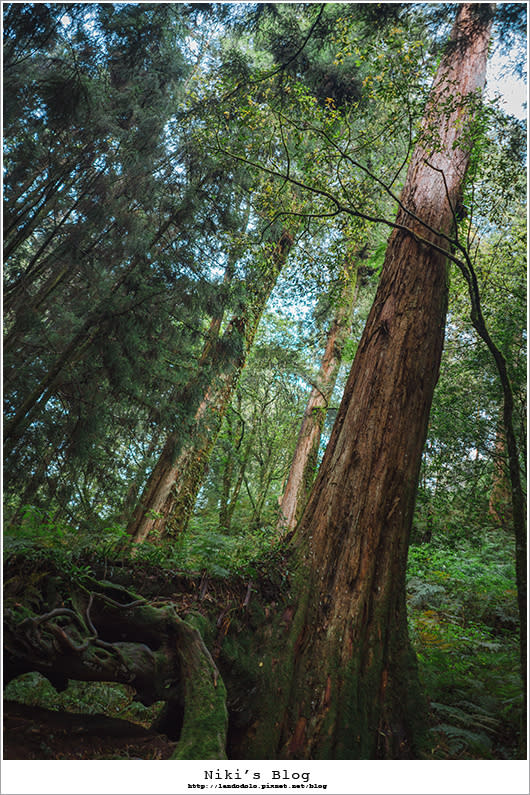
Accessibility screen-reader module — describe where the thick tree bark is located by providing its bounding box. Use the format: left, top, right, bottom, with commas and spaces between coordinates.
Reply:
128, 231, 294, 544
277, 267, 358, 535
244, 4, 493, 759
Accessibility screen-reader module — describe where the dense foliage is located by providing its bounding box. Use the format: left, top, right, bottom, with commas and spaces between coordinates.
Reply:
3, 1, 526, 767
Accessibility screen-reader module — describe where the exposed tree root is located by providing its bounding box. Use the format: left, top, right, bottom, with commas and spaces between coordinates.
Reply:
4, 573, 228, 759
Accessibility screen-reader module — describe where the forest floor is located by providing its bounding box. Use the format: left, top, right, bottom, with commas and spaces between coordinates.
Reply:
3, 528, 524, 760
3, 701, 177, 760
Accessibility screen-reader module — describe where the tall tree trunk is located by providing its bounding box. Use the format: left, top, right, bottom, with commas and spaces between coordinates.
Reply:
277, 265, 359, 535
120, 240, 244, 528
119, 435, 162, 525
218, 405, 244, 534
245, 4, 493, 759
248, 440, 279, 531
128, 231, 294, 544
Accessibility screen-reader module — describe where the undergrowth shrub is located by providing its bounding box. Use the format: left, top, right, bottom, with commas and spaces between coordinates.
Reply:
407, 531, 523, 759
4, 505, 280, 580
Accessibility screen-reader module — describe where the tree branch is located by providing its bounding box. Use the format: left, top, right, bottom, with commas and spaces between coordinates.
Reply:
221, 5, 326, 103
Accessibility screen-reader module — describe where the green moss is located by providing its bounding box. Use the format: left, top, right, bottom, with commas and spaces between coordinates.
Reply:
172, 620, 228, 759
238, 562, 313, 758
185, 610, 215, 646
172, 673, 228, 759
239, 543, 429, 760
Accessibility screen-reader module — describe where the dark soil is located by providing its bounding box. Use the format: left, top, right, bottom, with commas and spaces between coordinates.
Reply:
3, 701, 177, 760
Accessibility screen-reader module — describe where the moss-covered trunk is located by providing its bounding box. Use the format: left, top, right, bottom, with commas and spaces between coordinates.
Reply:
240, 3, 493, 760
4, 575, 228, 759
128, 231, 294, 544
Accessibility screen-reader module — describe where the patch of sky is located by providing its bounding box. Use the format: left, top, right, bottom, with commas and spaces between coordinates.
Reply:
268, 268, 317, 330
486, 45, 527, 121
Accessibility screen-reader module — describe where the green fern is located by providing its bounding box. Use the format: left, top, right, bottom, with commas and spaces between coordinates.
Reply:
434, 722, 492, 756
431, 701, 499, 733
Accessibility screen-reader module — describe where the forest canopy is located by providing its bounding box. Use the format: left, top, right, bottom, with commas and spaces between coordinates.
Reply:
2, 1, 527, 786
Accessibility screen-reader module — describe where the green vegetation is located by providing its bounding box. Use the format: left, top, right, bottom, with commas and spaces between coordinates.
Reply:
4, 510, 524, 759
408, 533, 522, 759
5, 675, 160, 728
3, 1, 526, 767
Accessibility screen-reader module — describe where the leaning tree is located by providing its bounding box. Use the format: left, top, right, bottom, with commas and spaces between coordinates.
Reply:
236, 3, 495, 759
5, 2, 524, 763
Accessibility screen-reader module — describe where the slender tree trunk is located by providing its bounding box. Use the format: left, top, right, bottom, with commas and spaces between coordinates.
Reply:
244, 4, 493, 759
220, 420, 257, 533
3, 223, 115, 358
488, 420, 512, 525
128, 231, 294, 544
277, 266, 359, 535
125, 314, 231, 543
119, 435, 162, 525
218, 408, 241, 533
220, 453, 235, 531
248, 439, 279, 531
461, 266, 527, 713
4, 166, 83, 262
120, 266, 235, 530
125, 271, 235, 541
3, 204, 193, 459
128, 347, 244, 544
9, 444, 58, 523
3, 314, 101, 456
4, 169, 104, 312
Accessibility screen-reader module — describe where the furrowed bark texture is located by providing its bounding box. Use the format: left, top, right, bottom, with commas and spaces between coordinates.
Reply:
128, 231, 294, 544
247, 4, 493, 760
277, 268, 358, 534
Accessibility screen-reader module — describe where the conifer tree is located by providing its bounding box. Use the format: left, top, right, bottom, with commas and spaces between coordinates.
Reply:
128, 230, 294, 543
241, 2, 495, 759
3, 3, 252, 522
277, 258, 360, 535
